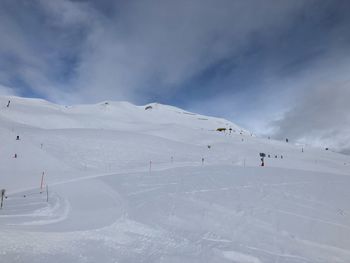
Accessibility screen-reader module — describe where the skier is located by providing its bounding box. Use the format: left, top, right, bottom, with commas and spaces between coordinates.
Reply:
6, 100, 10, 108
14, 153, 17, 158
1, 189, 5, 209
16, 135, 20, 140
261, 157, 264, 166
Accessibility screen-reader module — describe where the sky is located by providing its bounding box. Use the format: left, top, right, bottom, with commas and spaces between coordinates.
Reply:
0, 0, 350, 153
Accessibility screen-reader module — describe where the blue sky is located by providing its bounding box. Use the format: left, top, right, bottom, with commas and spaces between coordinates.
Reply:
1, 0, 350, 152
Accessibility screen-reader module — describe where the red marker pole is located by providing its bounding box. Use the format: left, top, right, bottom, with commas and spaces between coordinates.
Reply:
40, 172, 45, 190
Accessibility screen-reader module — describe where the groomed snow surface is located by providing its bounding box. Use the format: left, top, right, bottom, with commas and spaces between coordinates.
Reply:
0, 96, 349, 263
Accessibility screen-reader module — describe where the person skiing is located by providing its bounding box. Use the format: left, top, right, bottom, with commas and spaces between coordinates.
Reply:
6, 100, 10, 108
1, 189, 5, 209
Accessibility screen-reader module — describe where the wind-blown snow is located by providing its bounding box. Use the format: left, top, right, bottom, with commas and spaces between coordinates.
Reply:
0, 96, 349, 262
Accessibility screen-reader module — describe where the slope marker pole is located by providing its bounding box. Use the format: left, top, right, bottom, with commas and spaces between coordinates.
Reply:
46, 185, 49, 202
40, 172, 45, 190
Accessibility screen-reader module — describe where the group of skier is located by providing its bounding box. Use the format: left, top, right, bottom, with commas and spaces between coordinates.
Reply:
260, 153, 284, 166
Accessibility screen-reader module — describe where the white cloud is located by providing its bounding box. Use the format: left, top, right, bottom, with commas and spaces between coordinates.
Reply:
61, 0, 316, 102
272, 53, 350, 153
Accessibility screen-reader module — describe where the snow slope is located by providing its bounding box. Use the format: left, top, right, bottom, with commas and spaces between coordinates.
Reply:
0, 95, 349, 263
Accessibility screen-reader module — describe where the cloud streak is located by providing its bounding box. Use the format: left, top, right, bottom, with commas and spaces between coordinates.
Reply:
0, 0, 317, 102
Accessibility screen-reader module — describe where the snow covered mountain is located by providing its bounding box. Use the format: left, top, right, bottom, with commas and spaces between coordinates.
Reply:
0, 95, 349, 263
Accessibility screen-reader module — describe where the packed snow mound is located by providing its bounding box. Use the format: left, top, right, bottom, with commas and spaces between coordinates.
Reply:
0, 95, 249, 192
0, 96, 245, 133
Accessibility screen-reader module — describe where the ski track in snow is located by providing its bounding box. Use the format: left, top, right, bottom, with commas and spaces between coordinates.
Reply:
2, 164, 350, 263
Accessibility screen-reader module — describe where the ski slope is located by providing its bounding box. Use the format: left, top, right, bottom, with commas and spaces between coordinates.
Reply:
0, 95, 349, 263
